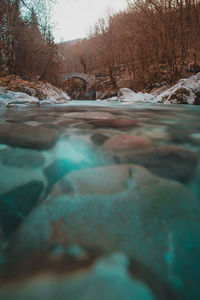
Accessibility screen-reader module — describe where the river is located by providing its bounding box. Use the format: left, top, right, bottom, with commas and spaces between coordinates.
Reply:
0, 101, 200, 300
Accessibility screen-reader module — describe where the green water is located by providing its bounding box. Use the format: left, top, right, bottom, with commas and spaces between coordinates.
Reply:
0, 102, 200, 300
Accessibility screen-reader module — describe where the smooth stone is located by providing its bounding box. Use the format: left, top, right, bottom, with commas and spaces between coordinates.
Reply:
137, 127, 171, 142
0, 226, 4, 247
88, 119, 138, 128
39, 123, 60, 131
0, 148, 45, 168
114, 145, 198, 183
0, 253, 155, 300
44, 159, 81, 188
58, 119, 77, 127
52, 164, 133, 196
91, 133, 109, 145
5, 165, 200, 299
0, 180, 44, 236
168, 124, 197, 144
0, 124, 59, 150
24, 121, 41, 127
102, 135, 152, 152
72, 122, 94, 130
168, 128, 190, 143
189, 132, 200, 145
30, 115, 59, 123
0, 144, 7, 150
1, 244, 98, 282
51, 177, 75, 197
63, 112, 115, 119
0, 164, 46, 195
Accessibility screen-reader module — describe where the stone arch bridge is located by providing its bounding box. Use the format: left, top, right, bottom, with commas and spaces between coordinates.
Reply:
62, 73, 96, 89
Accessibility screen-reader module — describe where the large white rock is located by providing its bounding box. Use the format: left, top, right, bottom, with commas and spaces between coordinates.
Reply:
118, 88, 159, 103
0, 90, 39, 106
159, 72, 200, 104
0, 83, 70, 106
38, 82, 70, 101
117, 73, 200, 104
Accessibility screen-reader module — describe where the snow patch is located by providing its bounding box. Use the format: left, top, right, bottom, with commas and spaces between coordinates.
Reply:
117, 88, 160, 103
0, 90, 39, 106
159, 72, 200, 104
38, 82, 70, 101
0, 87, 69, 107
107, 73, 200, 105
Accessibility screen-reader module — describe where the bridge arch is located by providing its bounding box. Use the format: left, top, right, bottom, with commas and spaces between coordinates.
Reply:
62, 73, 96, 89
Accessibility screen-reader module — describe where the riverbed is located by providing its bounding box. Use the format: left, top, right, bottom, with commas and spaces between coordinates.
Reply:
0, 101, 200, 300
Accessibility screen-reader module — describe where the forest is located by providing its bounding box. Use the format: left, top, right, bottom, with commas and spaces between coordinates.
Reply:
59, 0, 200, 95
1, 0, 200, 95
0, 0, 59, 84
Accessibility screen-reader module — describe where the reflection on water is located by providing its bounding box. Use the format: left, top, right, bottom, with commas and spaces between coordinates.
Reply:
0, 102, 200, 300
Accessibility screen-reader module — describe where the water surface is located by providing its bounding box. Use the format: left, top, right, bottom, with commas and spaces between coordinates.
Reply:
0, 101, 200, 300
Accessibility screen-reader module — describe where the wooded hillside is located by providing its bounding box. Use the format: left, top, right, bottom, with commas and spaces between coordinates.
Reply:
59, 0, 200, 92
0, 0, 60, 84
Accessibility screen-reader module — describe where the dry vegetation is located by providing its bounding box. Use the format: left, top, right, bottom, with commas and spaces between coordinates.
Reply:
0, 0, 60, 85
59, 0, 200, 94
1, 0, 200, 97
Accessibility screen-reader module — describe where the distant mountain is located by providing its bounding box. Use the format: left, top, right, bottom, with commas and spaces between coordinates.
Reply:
58, 38, 84, 46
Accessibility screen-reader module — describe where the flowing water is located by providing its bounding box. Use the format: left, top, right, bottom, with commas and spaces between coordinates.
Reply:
0, 101, 200, 300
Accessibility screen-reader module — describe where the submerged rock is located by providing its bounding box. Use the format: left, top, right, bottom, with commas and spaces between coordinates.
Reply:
114, 145, 198, 183
62, 111, 115, 120
101, 135, 152, 152
0, 180, 44, 236
91, 133, 109, 146
168, 127, 190, 144
44, 159, 81, 188
189, 132, 200, 145
0, 124, 59, 150
0, 147, 45, 168
0, 252, 155, 300
5, 164, 200, 299
88, 118, 138, 128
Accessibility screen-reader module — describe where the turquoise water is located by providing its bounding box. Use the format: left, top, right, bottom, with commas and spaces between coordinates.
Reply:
0, 102, 200, 300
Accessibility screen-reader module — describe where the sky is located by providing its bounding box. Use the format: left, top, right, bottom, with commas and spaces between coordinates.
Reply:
52, 0, 127, 42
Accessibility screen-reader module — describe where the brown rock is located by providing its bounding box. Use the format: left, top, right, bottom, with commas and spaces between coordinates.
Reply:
189, 133, 200, 145
0, 124, 59, 150
102, 135, 152, 152
0, 180, 44, 236
0, 251, 155, 300
114, 145, 198, 183
91, 133, 109, 145
0, 147, 45, 168
88, 118, 138, 128
63, 112, 115, 120
5, 165, 200, 300
164, 87, 190, 104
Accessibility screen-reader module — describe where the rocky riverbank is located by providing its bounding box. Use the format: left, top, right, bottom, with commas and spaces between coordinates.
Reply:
0, 75, 70, 106
105, 72, 200, 104
1, 72, 200, 106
